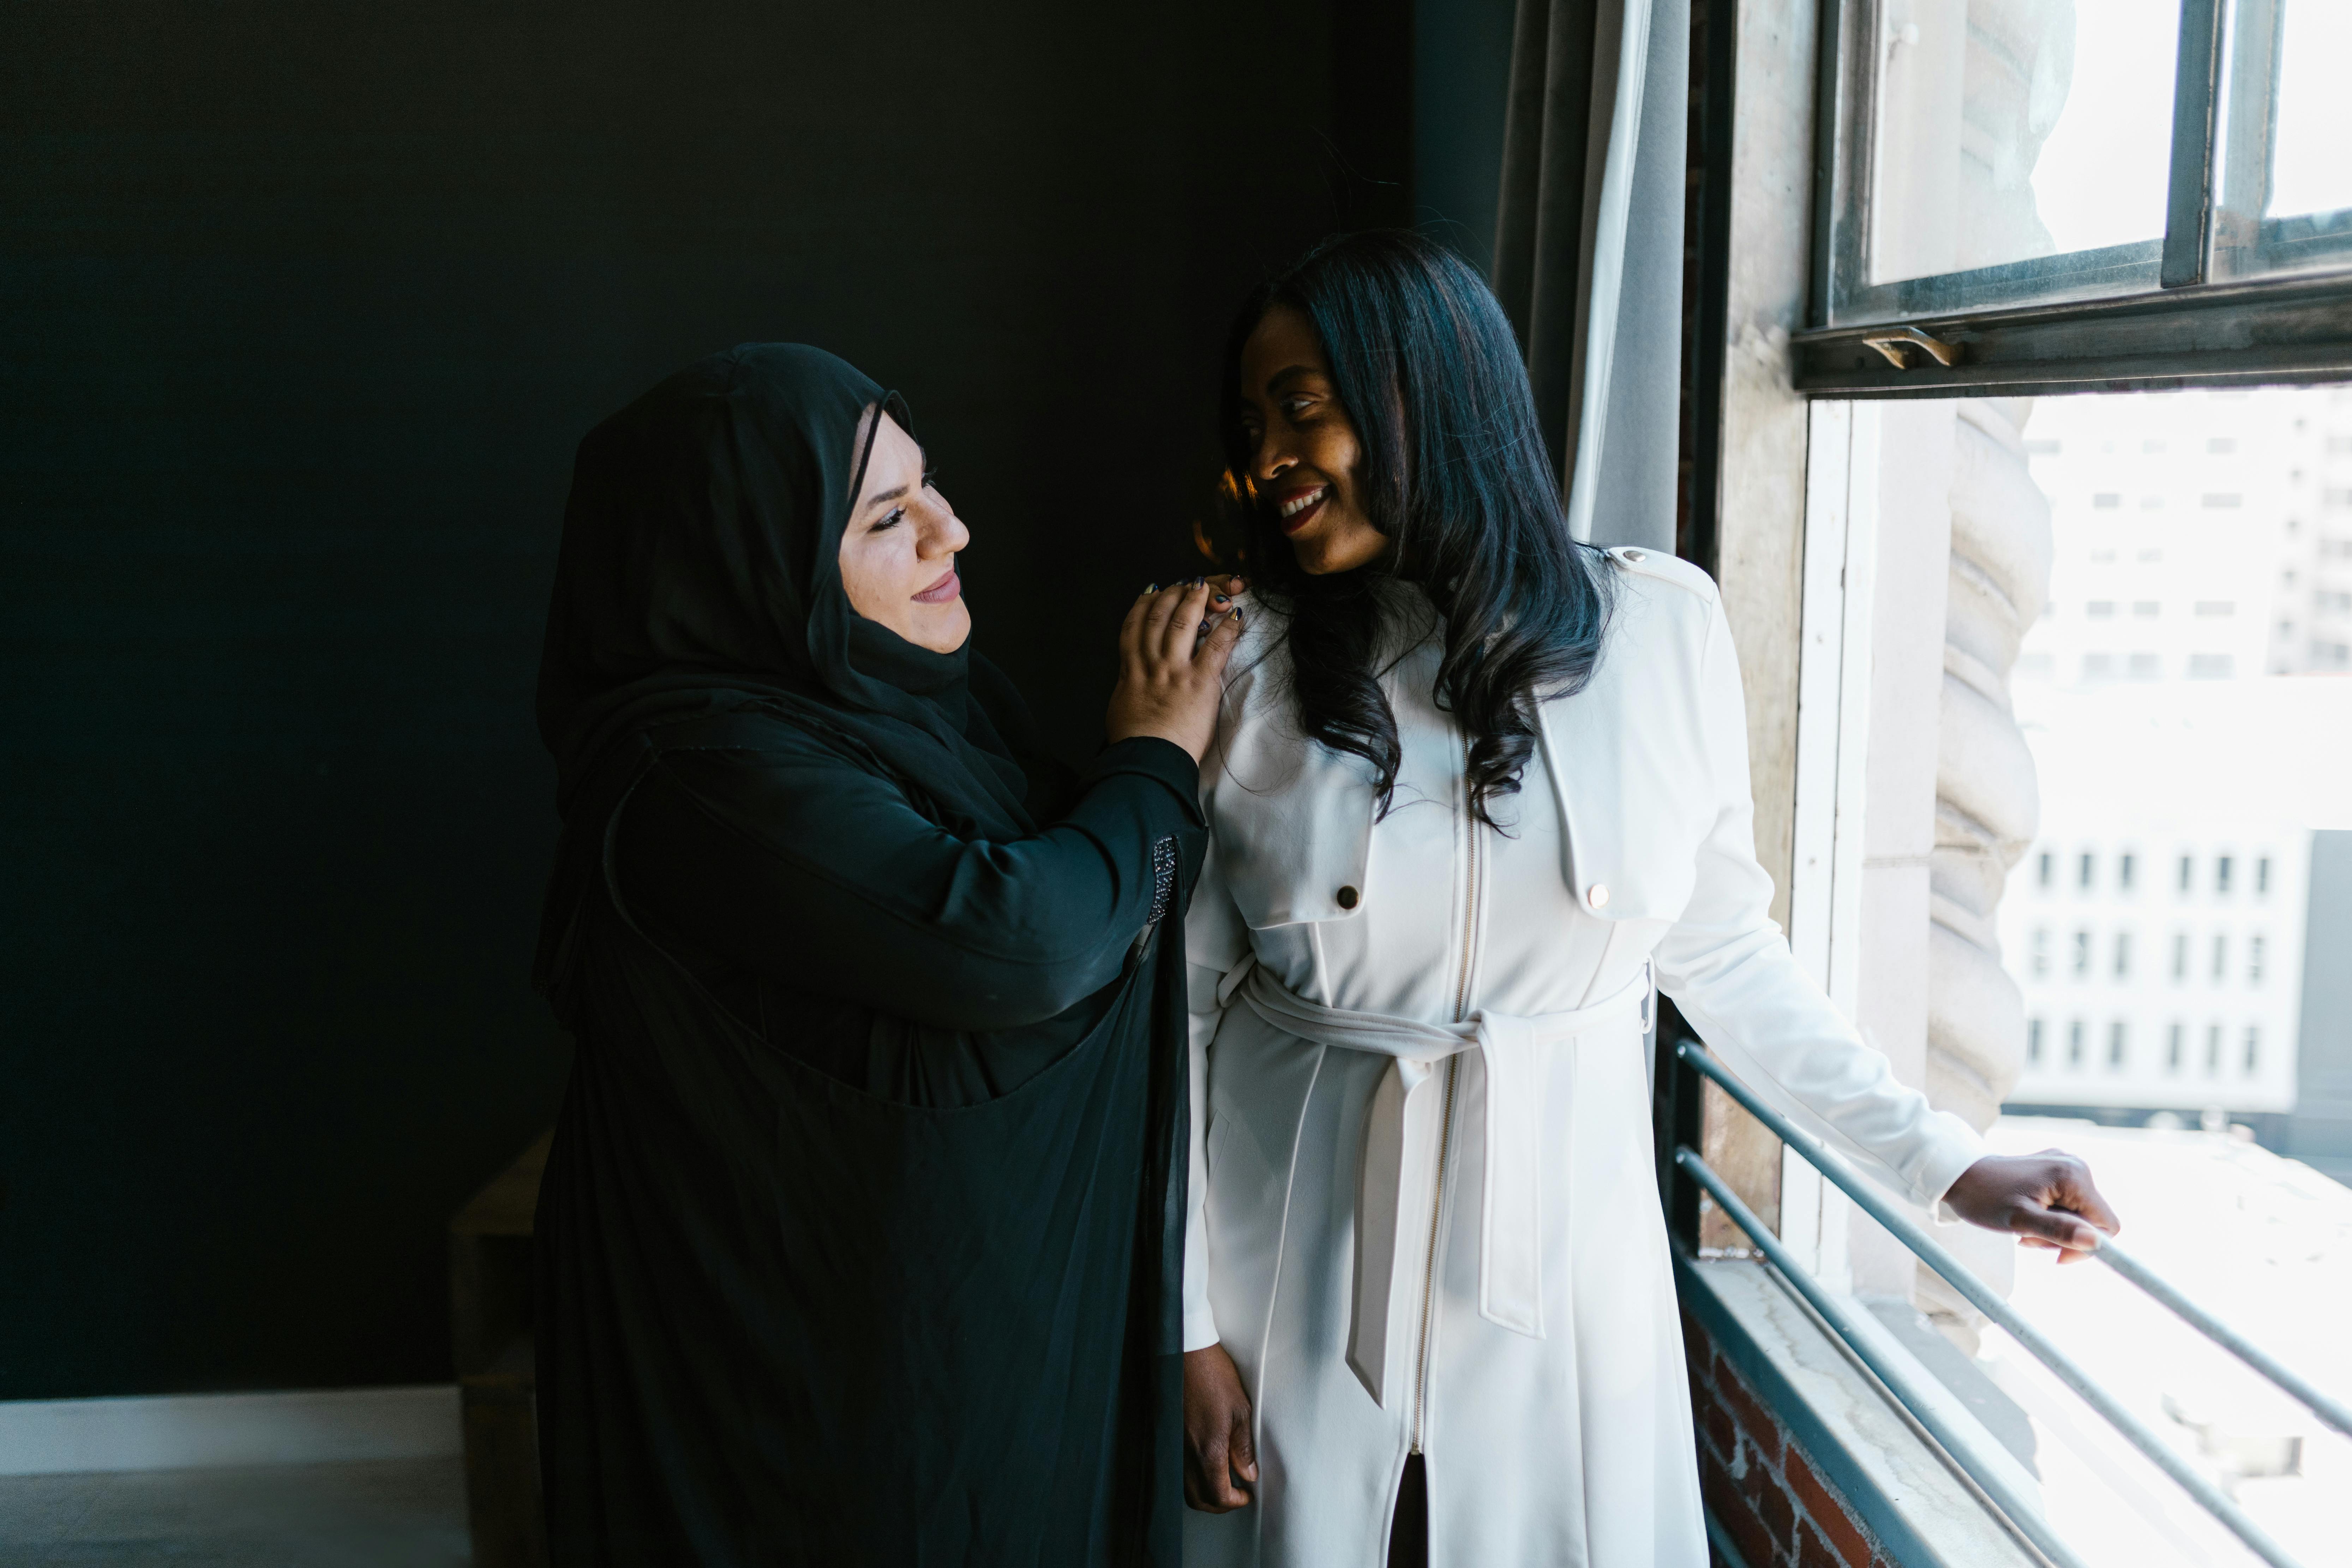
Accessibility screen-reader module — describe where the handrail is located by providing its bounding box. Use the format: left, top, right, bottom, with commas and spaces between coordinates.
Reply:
1675, 1147, 2086, 1568
2093, 1240, 2352, 1440
1676, 1040, 2311, 1568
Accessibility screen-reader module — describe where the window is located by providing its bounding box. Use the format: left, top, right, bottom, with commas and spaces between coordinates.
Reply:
2094, 494, 2123, 510
2201, 494, 2243, 510
2108, 1021, 2129, 1069
2118, 853, 2137, 891
2211, 933, 2228, 981
2038, 851, 2054, 889
1798, 1, 2352, 396
2087, 601, 2118, 618
2074, 931, 2093, 978
2206, 1023, 2223, 1075
2172, 932, 2190, 980
2208, 437, 2237, 453
2249, 934, 2266, 984
2031, 929, 2050, 979
2079, 852, 2096, 890
2178, 854, 2195, 893
2188, 654, 2237, 678
2256, 856, 2272, 894
2244, 1026, 2262, 1075
2167, 1022, 2184, 1071
2028, 1018, 2045, 1065
2128, 653, 2163, 680
2114, 931, 2133, 979
2133, 601, 2162, 618
2194, 600, 2237, 617
2216, 855, 2234, 894
2070, 1020, 2087, 1069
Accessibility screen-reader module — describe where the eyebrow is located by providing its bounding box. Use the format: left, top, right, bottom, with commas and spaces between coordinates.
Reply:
1265, 365, 1323, 392
862, 483, 910, 513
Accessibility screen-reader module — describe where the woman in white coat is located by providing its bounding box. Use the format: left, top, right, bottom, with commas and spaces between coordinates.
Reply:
1178, 232, 2119, 1568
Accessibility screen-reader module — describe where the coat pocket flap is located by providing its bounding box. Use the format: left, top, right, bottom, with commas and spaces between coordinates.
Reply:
1212, 733, 1378, 930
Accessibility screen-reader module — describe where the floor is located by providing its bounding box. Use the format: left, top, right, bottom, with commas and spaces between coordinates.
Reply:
0, 1457, 469, 1567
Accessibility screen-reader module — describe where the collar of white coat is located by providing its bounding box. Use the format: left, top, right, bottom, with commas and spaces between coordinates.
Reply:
1207, 548, 1718, 932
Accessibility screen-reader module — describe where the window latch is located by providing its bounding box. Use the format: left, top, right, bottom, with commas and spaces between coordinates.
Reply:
1859, 325, 1961, 369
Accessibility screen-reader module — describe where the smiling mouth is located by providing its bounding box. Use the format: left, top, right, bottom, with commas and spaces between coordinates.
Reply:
1276, 485, 1328, 534
912, 569, 961, 604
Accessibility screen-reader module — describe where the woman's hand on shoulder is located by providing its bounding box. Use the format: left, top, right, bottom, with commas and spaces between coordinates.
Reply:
1106, 578, 1245, 762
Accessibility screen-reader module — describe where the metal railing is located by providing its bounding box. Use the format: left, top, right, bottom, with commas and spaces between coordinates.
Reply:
1664, 1031, 2346, 1568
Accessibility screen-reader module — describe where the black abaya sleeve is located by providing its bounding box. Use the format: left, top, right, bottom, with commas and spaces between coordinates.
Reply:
614, 732, 1199, 1032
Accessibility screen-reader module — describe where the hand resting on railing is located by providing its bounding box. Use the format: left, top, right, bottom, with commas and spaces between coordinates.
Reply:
1940, 1148, 2120, 1263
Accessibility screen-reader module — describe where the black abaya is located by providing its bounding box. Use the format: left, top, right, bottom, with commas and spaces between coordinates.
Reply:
530, 346, 1195, 1565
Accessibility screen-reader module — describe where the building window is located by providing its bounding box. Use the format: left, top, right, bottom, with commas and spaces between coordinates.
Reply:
2208, 438, 2236, 454
2216, 855, 2234, 894
2093, 494, 2122, 510
2202, 494, 2243, 509
2078, 852, 2095, 890
2108, 1021, 2128, 1069
2188, 654, 2236, 679
2069, 1021, 2086, 1069
2167, 1023, 2184, 1073
2249, 935, 2266, 985
2083, 653, 2115, 680
2132, 601, 2161, 618
2172, 932, 2189, 980
2193, 601, 2237, 618
2206, 1025, 2223, 1076
2028, 1019, 2045, 1065
2127, 653, 2161, 680
2030, 929, 2050, 979
2113, 931, 2132, 979
2117, 853, 2136, 892
2244, 1027, 2261, 1076
2257, 857, 2271, 895
2073, 931, 2092, 978
2038, 851, 2054, 889
2211, 933, 2228, 982
2178, 855, 2194, 894
2087, 600, 2117, 618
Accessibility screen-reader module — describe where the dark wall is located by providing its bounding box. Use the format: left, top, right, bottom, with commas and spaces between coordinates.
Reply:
0, 1, 1390, 1399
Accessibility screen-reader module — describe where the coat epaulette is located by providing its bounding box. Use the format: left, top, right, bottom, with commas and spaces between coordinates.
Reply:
1602, 544, 1718, 605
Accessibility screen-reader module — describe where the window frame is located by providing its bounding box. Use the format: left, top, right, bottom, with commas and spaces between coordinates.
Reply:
1795, 0, 2352, 397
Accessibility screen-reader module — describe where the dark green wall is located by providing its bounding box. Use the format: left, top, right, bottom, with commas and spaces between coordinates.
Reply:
0, 1, 1405, 1399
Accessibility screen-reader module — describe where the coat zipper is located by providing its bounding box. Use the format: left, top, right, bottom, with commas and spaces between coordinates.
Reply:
1411, 811, 1480, 1453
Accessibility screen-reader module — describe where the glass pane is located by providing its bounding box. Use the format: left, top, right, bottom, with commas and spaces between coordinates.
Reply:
2263, 0, 2352, 222
1867, 0, 2180, 287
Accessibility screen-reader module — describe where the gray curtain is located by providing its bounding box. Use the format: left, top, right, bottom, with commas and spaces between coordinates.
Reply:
1492, 0, 1688, 553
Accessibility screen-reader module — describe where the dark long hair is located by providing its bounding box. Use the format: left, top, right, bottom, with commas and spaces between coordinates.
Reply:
1218, 230, 1613, 826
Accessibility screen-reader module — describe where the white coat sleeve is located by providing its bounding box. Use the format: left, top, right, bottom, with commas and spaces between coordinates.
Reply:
1650, 598, 1986, 1212
1182, 773, 1252, 1353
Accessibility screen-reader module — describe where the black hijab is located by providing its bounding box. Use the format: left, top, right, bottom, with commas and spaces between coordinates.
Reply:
535, 342, 1041, 841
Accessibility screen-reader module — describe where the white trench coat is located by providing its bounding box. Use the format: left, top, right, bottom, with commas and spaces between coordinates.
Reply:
1181, 549, 1986, 1568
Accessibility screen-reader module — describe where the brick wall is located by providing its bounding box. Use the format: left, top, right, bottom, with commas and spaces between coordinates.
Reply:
1685, 1308, 1894, 1568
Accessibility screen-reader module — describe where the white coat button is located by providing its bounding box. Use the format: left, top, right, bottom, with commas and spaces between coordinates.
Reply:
1585, 883, 1610, 909
1337, 884, 1360, 910
1622, 549, 1646, 562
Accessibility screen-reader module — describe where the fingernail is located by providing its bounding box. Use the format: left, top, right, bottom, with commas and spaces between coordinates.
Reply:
1147, 582, 1159, 593
1212, 593, 1230, 605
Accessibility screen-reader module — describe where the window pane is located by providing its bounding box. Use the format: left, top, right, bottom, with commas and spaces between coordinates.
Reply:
2264, 0, 2352, 222
1867, 0, 2180, 286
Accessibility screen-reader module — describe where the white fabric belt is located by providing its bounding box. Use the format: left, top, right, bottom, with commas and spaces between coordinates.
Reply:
1235, 960, 1653, 1407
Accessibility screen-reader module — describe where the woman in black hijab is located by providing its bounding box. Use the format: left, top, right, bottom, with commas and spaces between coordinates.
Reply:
531, 343, 1240, 1565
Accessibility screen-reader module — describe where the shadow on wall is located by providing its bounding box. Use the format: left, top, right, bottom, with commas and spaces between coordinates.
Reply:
0, 0, 1404, 1401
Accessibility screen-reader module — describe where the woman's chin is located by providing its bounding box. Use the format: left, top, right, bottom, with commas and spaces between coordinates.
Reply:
914, 602, 972, 654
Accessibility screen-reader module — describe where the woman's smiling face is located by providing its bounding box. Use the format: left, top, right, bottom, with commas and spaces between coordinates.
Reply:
838, 409, 972, 654
1235, 305, 1387, 576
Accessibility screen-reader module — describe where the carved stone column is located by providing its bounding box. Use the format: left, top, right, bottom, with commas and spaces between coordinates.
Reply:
1913, 0, 2071, 1338
1931, 397, 2051, 1136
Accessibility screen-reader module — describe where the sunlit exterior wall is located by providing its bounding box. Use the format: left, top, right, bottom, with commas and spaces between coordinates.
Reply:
1999, 699, 2312, 1115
